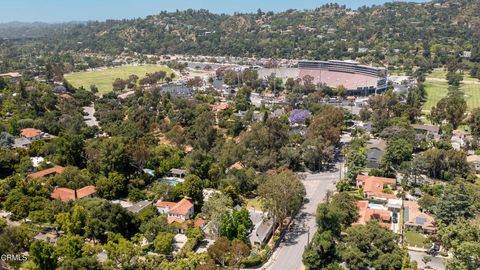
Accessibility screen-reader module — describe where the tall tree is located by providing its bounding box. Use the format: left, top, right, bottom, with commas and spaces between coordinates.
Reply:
258, 168, 305, 229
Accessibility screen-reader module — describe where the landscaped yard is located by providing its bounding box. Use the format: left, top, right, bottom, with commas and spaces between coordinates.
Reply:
65, 65, 174, 95
404, 230, 431, 249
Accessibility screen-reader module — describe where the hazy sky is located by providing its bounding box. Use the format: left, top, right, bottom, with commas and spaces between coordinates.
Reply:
1, 0, 427, 23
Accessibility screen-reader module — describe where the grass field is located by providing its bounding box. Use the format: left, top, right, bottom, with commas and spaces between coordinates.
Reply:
422, 70, 480, 111
65, 65, 174, 94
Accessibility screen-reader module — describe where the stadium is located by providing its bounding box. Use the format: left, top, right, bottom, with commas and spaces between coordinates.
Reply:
298, 60, 388, 95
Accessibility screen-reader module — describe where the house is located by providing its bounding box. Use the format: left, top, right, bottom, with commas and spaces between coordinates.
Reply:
467, 155, 480, 173
356, 175, 397, 200
13, 137, 31, 148
209, 102, 229, 112
354, 200, 392, 229
159, 84, 193, 98
169, 168, 187, 178
20, 128, 44, 141
0, 72, 22, 83
50, 185, 96, 202
248, 210, 274, 247
404, 200, 436, 234
155, 198, 194, 223
451, 130, 468, 150
28, 165, 65, 179
411, 124, 440, 141
366, 138, 386, 168
127, 200, 152, 213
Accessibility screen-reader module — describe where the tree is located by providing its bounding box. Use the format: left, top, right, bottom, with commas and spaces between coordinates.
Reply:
258, 168, 305, 229
0, 132, 14, 148
219, 208, 253, 243
140, 216, 170, 242
341, 221, 403, 270
303, 230, 337, 270
55, 235, 85, 259
467, 108, 480, 139
55, 133, 85, 167
316, 193, 358, 236
188, 111, 217, 151
30, 240, 57, 270
207, 237, 250, 268
230, 239, 250, 267
55, 204, 87, 235
434, 182, 476, 225
182, 174, 204, 207
92, 136, 132, 175
104, 234, 140, 269
82, 199, 138, 242
430, 91, 466, 129
58, 257, 103, 270
383, 138, 414, 168
154, 232, 175, 255
207, 237, 230, 267
202, 193, 232, 238
96, 172, 127, 200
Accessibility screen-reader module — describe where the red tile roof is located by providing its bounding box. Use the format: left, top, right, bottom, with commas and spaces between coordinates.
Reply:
167, 216, 185, 224
20, 128, 43, 138
356, 175, 397, 200
209, 102, 230, 112
50, 185, 96, 202
28, 165, 65, 179
169, 198, 194, 216
354, 200, 391, 229
50, 188, 75, 202
155, 201, 178, 209
76, 185, 96, 198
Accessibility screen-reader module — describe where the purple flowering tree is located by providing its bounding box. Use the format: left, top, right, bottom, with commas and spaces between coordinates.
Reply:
288, 109, 311, 125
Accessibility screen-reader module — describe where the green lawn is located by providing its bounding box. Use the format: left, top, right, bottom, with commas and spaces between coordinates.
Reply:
423, 80, 449, 111
423, 79, 480, 111
404, 230, 431, 249
65, 65, 174, 94
428, 68, 479, 81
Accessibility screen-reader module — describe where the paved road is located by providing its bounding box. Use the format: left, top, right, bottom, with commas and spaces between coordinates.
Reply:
266, 163, 341, 270
409, 251, 446, 270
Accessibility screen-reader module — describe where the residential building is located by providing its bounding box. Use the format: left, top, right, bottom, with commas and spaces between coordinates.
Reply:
404, 200, 436, 234
467, 155, 480, 173
169, 168, 188, 178
354, 200, 392, 229
366, 138, 386, 168
50, 185, 96, 202
248, 210, 274, 247
20, 128, 44, 141
28, 165, 65, 179
411, 124, 440, 141
356, 175, 397, 200
155, 198, 195, 224
127, 200, 153, 213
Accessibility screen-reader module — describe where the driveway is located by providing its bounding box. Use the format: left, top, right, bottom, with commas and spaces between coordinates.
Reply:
265, 163, 341, 270
408, 250, 446, 270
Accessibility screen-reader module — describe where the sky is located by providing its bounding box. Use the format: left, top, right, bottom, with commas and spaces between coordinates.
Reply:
0, 0, 427, 23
